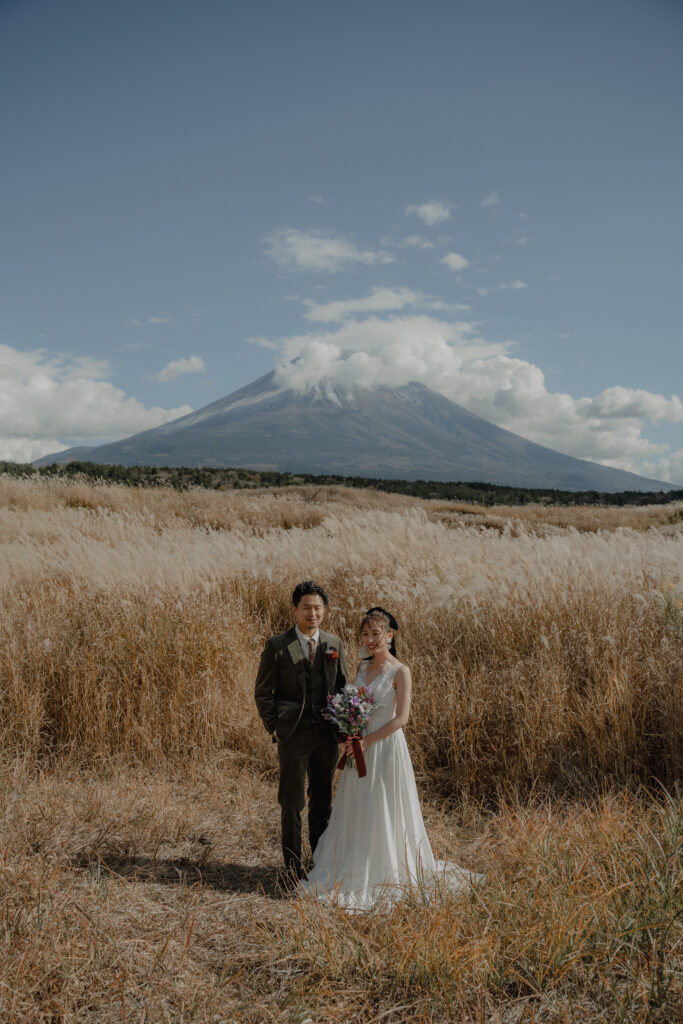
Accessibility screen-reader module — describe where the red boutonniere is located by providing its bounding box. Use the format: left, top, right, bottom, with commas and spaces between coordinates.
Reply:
326, 649, 339, 661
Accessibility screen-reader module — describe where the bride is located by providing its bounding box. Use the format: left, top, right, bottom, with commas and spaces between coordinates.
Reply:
299, 607, 480, 911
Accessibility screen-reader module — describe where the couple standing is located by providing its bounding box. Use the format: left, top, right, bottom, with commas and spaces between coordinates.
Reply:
254, 580, 476, 912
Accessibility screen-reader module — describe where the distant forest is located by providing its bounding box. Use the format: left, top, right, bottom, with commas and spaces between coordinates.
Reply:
3, 459, 682, 507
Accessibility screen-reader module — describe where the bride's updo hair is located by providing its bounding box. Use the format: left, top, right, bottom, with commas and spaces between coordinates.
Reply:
360, 607, 398, 657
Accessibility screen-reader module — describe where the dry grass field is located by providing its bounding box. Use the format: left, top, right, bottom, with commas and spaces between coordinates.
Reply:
0, 473, 681, 1023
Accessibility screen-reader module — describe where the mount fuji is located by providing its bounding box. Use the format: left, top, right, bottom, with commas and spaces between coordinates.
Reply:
35, 371, 677, 491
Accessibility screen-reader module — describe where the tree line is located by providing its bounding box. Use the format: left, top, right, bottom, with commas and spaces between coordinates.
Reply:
2, 459, 681, 507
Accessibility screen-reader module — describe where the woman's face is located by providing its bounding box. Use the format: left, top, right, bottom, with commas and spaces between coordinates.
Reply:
361, 623, 392, 655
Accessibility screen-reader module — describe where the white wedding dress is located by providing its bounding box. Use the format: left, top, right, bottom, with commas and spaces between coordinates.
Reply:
299, 660, 480, 912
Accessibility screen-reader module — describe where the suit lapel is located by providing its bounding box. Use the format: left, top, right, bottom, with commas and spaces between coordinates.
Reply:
318, 631, 336, 684
286, 627, 338, 693
285, 626, 307, 696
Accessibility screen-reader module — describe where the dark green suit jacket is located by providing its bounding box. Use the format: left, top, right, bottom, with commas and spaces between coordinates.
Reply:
254, 626, 349, 743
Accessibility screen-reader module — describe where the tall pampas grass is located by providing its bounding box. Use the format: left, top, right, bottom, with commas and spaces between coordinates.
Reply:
1, 473, 680, 798
1, 474, 681, 1022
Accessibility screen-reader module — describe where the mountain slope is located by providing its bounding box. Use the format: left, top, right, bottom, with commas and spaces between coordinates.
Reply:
35, 372, 677, 491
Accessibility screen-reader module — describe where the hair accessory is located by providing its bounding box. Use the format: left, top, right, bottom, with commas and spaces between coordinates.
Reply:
365, 606, 399, 631
363, 606, 399, 657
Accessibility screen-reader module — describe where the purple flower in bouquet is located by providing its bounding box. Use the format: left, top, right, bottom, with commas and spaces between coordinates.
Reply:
322, 682, 378, 776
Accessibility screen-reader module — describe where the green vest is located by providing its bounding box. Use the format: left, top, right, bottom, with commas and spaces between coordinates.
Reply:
302, 645, 327, 722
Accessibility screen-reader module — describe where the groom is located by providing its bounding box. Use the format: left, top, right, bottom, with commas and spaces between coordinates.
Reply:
254, 580, 348, 880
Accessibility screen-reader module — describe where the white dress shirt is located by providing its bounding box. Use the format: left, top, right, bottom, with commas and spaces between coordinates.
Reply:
295, 624, 320, 662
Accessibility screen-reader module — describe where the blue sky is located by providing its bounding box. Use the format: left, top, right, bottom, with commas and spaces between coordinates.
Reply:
1, 0, 682, 481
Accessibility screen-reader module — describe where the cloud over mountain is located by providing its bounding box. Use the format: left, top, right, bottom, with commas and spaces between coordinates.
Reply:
263, 306, 683, 483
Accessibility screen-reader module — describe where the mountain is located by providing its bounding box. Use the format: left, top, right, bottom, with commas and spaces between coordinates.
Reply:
34, 371, 677, 491
37, 445, 98, 462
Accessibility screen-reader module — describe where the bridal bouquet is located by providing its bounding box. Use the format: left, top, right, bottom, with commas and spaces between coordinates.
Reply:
322, 682, 376, 778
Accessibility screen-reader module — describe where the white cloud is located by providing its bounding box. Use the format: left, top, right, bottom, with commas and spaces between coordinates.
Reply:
426, 300, 470, 312
264, 228, 395, 273
272, 316, 511, 394
130, 316, 172, 326
640, 450, 683, 486
257, 315, 681, 484
0, 344, 192, 462
0, 437, 70, 463
481, 191, 500, 209
399, 234, 435, 250
156, 355, 206, 382
477, 280, 527, 296
300, 289, 471, 324
579, 387, 683, 422
442, 252, 470, 271
247, 336, 279, 351
308, 194, 327, 204
303, 288, 426, 323
406, 201, 453, 226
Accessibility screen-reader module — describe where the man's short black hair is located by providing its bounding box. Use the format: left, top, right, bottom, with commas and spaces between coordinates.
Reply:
292, 580, 329, 607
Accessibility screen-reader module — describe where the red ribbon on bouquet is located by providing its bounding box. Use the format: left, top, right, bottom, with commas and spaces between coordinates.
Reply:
336, 735, 367, 778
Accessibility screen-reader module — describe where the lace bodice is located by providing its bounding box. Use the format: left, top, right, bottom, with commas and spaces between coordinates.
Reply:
358, 660, 401, 734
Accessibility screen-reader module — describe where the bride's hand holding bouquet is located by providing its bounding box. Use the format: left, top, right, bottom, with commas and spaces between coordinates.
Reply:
322, 682, 377, 778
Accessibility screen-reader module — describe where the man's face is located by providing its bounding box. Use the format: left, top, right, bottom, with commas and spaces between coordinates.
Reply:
293, 594, 326, 635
